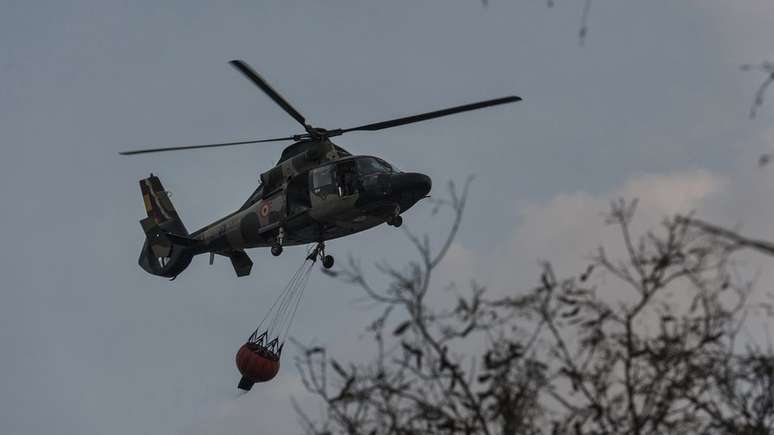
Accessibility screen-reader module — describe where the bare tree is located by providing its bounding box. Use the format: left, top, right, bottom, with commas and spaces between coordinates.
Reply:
521, 201, 768, 434
293, 178, 546, 435
294, 189, 774, 434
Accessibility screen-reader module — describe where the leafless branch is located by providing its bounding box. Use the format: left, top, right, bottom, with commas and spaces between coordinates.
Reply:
295, 191, 773, 434
742, 61, 774, 119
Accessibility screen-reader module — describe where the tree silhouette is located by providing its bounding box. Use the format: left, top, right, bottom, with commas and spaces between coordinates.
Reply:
293, 186, 774, 434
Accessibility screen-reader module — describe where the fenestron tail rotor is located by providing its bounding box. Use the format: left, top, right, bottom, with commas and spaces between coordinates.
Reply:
118, 60, 522, 156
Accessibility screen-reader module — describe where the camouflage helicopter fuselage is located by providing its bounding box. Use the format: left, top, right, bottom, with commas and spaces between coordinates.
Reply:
127, 60, 519, 279
138, 139, 431, 278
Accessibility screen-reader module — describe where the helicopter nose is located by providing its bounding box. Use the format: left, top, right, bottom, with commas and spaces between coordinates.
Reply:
393, 172, 432, 198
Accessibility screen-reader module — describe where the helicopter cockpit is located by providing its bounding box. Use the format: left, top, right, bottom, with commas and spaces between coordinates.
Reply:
241, 156, 397, 215
309, 157, 395, 199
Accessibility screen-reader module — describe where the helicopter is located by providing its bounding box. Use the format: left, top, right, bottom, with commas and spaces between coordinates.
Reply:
121, 60, 521, 279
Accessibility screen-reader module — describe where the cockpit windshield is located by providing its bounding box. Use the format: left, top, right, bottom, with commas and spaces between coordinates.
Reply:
357, 157, 393, 175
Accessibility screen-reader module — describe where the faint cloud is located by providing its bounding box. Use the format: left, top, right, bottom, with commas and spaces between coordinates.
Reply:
617, 170, 724, 217
435, 242, 478, 288
485, 170, 725, 292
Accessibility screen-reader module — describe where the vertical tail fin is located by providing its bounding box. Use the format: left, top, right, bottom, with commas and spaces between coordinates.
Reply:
140, 174, 188, 236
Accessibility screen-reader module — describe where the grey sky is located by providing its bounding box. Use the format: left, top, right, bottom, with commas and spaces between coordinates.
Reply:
2, 1, 773, 434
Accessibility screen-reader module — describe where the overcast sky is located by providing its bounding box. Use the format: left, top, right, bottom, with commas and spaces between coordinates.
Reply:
2, 1, 774, 434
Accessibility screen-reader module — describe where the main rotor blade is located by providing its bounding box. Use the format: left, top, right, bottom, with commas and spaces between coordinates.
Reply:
119, 136, 297, 156
335, 96, 522, 134
229, 60, 309, 129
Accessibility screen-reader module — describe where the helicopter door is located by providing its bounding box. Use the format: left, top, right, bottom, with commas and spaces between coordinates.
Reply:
310, 162, 358, 211
287, 172, 311, 216
335, 161, 358, 197
310, 164, 337, 201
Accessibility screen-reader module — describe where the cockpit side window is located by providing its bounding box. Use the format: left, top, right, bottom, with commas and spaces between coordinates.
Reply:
357, 157, 392, 175
310, 165, 337, 197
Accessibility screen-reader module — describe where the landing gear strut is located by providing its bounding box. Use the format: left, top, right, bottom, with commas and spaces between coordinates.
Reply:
308, 241, 335, 269
271, 227, 285, 257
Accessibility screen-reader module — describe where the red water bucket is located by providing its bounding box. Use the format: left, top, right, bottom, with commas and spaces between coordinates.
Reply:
236, 343, 280, 390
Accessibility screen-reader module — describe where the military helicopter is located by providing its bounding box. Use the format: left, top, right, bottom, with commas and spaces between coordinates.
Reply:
121, 60, 521, 279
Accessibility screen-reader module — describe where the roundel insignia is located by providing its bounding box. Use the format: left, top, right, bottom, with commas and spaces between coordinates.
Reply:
260, 203, 271, 217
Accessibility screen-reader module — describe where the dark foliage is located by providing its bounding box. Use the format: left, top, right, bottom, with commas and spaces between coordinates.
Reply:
294, 186, 774, 435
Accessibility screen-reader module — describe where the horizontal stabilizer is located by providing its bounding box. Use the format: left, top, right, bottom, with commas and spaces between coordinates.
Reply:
140, 217, 199, 248
140, 217, 172, 257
